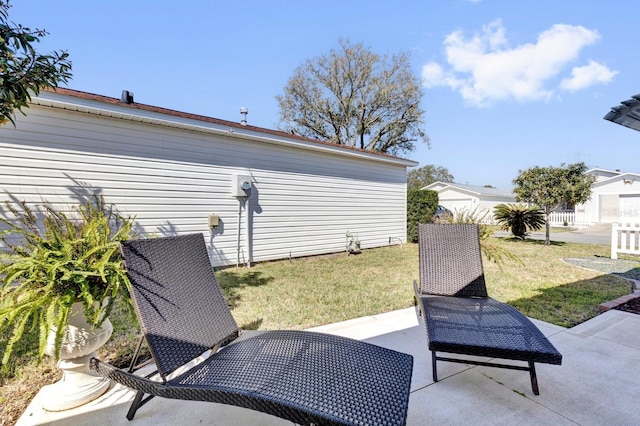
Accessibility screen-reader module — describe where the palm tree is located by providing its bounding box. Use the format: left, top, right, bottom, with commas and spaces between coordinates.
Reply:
494, 204, 545, 239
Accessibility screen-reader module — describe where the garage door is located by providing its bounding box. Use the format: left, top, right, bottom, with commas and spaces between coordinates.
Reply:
620, 195, 640, 220
599, 195, 618, 221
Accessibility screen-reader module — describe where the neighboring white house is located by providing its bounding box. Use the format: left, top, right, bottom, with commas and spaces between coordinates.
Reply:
576, 168, 640, 224
423, 169, 640, 227
0, 88, 417, 267
422, 182, 515, 222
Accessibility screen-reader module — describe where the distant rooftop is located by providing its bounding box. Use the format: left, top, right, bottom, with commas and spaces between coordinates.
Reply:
604, 94, 640, 132
424, 181, 513, 198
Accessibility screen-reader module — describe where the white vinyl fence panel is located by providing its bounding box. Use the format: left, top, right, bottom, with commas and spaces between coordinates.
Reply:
611, 223, 640, 260
547, 211, 591, 227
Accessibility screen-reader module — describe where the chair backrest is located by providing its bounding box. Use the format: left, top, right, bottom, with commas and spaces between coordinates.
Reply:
120, 234, 239, 378
418, 223, 488, 297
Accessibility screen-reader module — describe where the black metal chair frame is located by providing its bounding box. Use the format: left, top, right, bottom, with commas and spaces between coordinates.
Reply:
413, 224, 562, 395
90, 233, 413, 425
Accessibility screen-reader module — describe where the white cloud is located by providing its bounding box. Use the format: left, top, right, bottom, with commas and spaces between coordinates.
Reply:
421, 63, 462, 90
422, 20, 617, 106
560, 60, 618, 91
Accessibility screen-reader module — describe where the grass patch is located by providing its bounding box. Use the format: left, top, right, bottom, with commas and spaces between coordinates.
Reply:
484, 239, 633, 327
1, 237, 635, 424
217, 245, 417, 330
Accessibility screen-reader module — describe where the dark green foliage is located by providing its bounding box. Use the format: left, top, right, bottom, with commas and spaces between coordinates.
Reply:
494, 203, 545, 239
407, 189, 437, 243
0, 1, 72, 125
0, 195, 135, 371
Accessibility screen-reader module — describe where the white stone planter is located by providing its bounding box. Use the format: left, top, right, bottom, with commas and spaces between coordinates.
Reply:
40, 302, 113, 411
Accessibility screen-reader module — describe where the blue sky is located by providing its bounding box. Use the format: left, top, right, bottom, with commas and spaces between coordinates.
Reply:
10, 0, 638, 189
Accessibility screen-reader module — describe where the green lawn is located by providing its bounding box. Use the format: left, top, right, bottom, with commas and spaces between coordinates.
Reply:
217, 237, 632, 330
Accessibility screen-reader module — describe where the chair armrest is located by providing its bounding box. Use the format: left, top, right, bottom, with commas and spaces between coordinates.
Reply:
90, 357, 168, 396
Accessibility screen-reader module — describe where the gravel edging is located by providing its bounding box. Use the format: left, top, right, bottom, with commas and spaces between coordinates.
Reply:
562, 257, 640, 280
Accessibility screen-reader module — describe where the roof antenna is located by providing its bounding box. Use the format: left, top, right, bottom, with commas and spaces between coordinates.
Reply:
240, 107, 248, 126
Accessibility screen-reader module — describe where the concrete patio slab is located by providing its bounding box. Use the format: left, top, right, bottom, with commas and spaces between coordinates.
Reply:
18, 308, 640, 425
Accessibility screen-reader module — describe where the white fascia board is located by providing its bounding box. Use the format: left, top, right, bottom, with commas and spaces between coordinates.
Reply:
592, 172, 640, 188
32, 91, 418, 168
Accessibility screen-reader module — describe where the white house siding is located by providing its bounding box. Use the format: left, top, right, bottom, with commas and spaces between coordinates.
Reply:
476, 197, 514, 222
434, 188, 475, 213
577, 174, 640, 224
0, 91, 415, 267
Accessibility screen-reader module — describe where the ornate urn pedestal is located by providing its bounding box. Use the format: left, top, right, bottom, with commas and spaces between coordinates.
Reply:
40, 302, 113, 411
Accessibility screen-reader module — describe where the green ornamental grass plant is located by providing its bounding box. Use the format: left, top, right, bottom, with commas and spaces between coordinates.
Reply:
0, 195, 135, 372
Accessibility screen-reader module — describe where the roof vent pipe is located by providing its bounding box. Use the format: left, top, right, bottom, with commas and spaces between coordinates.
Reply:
121, 90, 134, 104
240, 107, 248, 126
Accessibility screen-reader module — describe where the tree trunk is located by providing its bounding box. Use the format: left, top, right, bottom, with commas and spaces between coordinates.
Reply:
545, 214, 551, 245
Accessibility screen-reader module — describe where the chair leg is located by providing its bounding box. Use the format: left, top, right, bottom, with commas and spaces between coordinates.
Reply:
431, 352, 439, 382
528, 361, 539, 395
126, 391, 146, 421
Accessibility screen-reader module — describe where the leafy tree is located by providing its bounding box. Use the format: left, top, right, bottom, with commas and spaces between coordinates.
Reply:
0, 0, 72, 125
512, 162, 595, 245
277, 39, 428, 156
407, 164, 453, 190
494, 203, 545, 239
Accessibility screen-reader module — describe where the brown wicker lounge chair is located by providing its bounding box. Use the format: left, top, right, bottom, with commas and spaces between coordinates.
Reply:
413, 224, 562, 395
90, 233, 413, 425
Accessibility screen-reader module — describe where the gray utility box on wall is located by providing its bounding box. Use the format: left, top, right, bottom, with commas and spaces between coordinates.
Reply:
232, 175, 252, 197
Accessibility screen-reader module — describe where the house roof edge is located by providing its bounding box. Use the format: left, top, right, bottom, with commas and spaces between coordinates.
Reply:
34, 88, 418, 168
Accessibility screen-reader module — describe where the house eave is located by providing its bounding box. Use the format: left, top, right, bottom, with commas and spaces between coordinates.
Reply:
604, 94, 640, 132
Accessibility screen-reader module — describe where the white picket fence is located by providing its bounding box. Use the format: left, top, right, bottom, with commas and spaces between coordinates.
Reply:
611, 222, 640, 259
547, 211, 591, 227
548, 211, 574, 226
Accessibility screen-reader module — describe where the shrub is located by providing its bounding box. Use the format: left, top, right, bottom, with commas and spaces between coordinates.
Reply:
406, 189, 437, 243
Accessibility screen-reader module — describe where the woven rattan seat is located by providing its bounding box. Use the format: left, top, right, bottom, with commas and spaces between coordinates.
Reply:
413, 224, 562, 395
90, 234, 413, 425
